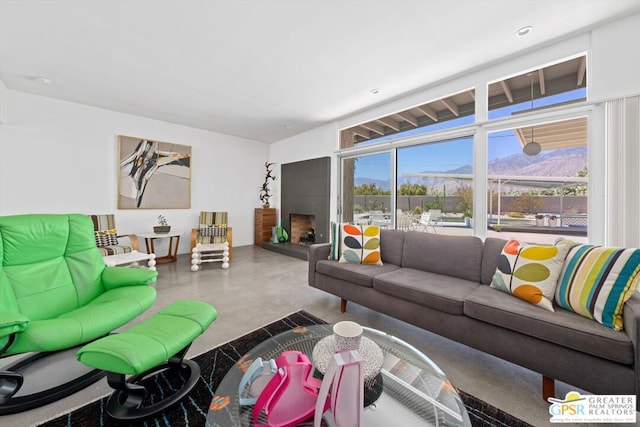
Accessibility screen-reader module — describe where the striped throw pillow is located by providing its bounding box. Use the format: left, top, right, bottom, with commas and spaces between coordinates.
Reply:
329, 222, 342, 261
555, 244, 640, 331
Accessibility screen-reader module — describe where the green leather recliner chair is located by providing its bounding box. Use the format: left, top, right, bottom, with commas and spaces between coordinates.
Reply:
0, 213, 158, 414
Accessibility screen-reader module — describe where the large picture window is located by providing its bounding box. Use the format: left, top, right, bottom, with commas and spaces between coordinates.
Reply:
397, 138, 473, 236
486, 117, 588, 244
338, 55, 590, 240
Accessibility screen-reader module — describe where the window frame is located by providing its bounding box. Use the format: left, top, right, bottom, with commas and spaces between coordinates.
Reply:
338, 99, 595, 238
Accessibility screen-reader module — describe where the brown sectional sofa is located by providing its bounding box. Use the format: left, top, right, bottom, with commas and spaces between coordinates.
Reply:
308, 229, 640, 408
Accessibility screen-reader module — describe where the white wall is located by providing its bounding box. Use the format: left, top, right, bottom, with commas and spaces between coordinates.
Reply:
591, 13, 640, 101
0, 78, 7, 124
0, 90, 269, 253
269, 13, 640, 244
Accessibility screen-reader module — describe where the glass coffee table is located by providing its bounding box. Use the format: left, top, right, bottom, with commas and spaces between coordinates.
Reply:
207, 324, 471, 426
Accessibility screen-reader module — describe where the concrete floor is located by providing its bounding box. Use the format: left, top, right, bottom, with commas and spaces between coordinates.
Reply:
0, 245, 632, 427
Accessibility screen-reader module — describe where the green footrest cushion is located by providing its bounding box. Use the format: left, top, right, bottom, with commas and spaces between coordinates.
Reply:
76, 300, 217, 375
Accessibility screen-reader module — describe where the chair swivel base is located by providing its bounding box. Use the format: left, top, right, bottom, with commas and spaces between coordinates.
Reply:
0, 350, 106, 415
105, 357, 200, 421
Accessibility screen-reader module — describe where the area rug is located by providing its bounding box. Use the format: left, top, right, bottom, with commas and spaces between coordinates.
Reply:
38, 310, 531, 427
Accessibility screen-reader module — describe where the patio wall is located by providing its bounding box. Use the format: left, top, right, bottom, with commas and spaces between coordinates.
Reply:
355, 195, 587, 214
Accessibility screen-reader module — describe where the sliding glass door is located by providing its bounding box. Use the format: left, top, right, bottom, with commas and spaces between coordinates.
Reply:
341, 152, 392, 227
397, 137, 473, 235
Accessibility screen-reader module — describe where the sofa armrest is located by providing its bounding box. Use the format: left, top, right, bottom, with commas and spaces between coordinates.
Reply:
101, 266, 158, 290
308, 243, 331, 287
623, 293, 640, 404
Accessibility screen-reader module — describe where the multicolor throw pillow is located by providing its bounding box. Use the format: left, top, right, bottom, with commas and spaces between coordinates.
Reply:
491, 239, 570, 311
94, 229, 119, 247
336, 224, 382, 265
555, 244, 640, 331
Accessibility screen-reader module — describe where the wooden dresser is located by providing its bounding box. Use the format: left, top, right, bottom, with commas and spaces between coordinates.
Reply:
254, 208, 276, 245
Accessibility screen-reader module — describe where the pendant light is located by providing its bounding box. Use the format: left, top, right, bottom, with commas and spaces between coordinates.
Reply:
523, 75, 541, 156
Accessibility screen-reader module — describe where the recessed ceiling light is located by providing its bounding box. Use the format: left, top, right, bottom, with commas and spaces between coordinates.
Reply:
516, 26, 533, 37
35, 76, 53, 85
370, 89, 379, 95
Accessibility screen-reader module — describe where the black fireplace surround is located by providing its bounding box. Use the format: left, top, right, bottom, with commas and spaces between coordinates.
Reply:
280, 157, 330, 245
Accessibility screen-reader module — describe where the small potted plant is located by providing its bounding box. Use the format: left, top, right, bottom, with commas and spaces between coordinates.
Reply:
154, 215, 171, 234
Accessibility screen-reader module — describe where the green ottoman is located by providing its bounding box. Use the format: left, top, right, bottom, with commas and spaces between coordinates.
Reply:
76, 300, 217, 420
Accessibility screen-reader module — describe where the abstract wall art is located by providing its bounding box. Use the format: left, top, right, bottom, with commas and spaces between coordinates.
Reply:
118, 135, 191, 209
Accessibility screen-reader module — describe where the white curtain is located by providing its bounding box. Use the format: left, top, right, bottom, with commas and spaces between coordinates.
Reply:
605, 96, 640, 246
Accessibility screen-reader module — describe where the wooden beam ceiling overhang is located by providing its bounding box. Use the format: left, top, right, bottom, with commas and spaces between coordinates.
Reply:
576, 56, 586, 86
340, 55, 587, 147
538, 69, 546, 95
516, 117, 587, 151
342, 89, 475, 144
500, 80, 514, 103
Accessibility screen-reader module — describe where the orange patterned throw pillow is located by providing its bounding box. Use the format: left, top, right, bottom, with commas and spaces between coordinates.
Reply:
339, 224, 383, 265
491, 239, 570, 311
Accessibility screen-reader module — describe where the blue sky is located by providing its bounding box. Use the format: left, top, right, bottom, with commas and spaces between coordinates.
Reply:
355, 88, 587, 181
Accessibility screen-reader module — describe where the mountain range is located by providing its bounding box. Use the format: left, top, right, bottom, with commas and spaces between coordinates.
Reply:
356, 147, 587, 191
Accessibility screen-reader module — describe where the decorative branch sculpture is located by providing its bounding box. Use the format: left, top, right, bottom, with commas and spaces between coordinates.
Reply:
259, 162, 276, 207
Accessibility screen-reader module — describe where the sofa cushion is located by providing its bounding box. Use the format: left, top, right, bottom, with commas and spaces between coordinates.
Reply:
555, 244, 640, 331
464, 285, 633, 364
402, 232, 483, 282
373, 268, 480, 315
315, 260, 400, 288
481, 237, 507, 285
379, 229, 405, 266
490, 239, 570, 312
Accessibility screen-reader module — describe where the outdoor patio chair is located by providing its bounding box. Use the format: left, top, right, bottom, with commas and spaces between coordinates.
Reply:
369, 210, 390, 228
417, 212, 437, 233
397, 212, 415, 230
428, 209, 444, 227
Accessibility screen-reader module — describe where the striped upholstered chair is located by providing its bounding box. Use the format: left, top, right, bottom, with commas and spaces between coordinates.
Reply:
190, 211, 233, 261
89, 214, 140, 256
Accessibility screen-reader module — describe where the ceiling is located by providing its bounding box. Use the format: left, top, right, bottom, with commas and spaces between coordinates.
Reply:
1, 1, 638, 144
